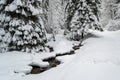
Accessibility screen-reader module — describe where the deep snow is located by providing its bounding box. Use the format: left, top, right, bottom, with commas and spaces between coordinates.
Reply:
0, 30, 120, 80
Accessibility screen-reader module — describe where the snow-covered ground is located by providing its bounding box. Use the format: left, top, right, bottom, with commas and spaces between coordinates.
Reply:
0, 30, 120, 80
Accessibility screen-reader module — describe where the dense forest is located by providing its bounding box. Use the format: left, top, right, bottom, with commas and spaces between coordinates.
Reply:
0, 0, 120, 53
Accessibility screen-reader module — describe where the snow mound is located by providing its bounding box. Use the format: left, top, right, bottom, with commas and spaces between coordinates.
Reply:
47, 34, 75, 54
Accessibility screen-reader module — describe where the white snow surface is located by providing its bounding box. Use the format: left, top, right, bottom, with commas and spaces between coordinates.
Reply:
47, 34, 75, 54
0, 30, 120, 80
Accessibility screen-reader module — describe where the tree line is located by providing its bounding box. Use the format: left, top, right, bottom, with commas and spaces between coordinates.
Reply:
0, 0, 111, 53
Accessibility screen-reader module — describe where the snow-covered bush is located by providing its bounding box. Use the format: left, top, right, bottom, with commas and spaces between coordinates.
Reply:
65, 0, 102, 41
0, 0, 47, 52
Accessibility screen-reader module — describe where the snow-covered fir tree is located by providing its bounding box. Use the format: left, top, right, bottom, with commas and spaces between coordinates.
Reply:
65, 0, 102, 41
0, 28, 11, 52
0, 0, 12, 52
0, 0, 47, 52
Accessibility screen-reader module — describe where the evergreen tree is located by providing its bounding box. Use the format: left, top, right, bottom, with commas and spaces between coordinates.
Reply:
0, 0, 47, 52
65, 0, 102, 41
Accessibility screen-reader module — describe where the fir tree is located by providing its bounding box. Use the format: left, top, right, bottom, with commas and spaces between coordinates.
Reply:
0, 0, 47, 52
65, 0, 102, 41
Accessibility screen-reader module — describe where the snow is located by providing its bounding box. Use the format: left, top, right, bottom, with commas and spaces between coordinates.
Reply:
0, 52, 32, 76
29, 4, 43, 15
0, 52, 52, 77
1, 30, 120, 80
0, 0, 5, 4
47, 34, 76, 54
31, 59, 49, 67
5, 4, 17, 12
75, 30, 120, 65
53, 38, 73, 53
